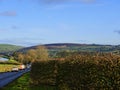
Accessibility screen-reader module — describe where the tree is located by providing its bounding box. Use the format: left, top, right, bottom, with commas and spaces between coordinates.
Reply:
25, 46, 49, 62
17, 53, 24, 63
25, 49, 37, 62
12, 52, 27, 64
35, 46, 49, 61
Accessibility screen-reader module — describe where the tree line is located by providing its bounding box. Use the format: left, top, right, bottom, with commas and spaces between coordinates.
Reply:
12, 46, 49, 64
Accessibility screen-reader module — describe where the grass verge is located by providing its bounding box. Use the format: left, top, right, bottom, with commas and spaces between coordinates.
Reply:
2, 73, 56, 90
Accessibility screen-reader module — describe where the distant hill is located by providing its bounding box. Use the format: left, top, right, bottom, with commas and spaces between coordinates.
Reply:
18, 43, 120, 53
0, 44, 24, 54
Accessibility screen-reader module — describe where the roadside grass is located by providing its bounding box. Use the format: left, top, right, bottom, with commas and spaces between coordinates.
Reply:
2, 73, 56, 90
2, 73, 30, 90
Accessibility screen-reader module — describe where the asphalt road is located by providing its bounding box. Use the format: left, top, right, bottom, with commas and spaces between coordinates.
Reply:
0, 68, 30, 88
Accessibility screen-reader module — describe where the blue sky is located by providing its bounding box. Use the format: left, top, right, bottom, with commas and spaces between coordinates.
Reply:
0, 0, 120, 46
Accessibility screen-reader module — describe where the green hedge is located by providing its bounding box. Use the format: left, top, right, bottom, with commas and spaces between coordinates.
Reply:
30, 60, 57, 86
30, 54, 120, 90
57, 59, 120, 90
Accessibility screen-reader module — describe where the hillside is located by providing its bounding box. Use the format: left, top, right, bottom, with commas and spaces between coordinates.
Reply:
18, 43, 120, 53
0, 44, 24, 54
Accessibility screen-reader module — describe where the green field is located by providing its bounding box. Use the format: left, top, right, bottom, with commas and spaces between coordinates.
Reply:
0, 64, 20, 72
0, 60, 21, 72
2, 73, 56, 90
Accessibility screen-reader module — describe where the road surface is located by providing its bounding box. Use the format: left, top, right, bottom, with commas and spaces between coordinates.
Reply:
0, 68, 30, 88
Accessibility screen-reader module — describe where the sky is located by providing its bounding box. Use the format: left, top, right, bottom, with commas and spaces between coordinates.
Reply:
0, 0, 120, 46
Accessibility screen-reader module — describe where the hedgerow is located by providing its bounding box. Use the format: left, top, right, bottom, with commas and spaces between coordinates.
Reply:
31, 52, 120, 90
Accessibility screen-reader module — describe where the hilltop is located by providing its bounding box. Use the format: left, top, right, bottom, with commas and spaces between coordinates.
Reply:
1, 43, 119, 55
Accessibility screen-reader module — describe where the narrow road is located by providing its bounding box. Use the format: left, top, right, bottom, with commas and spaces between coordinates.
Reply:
0, 68, 30, 88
